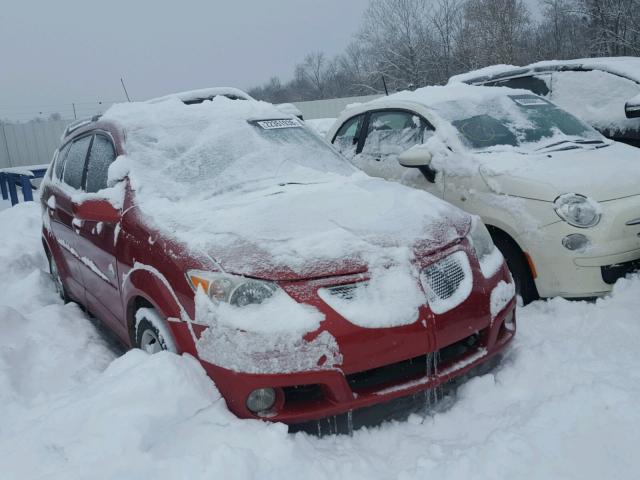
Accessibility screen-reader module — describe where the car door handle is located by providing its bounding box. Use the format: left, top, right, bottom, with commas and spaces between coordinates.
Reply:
72, 217, 84, 233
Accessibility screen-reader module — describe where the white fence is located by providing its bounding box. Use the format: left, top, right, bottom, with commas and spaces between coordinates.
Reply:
0, 120, 68, 169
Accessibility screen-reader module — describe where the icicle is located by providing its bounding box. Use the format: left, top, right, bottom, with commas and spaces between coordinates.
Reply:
346, 410, 354, 436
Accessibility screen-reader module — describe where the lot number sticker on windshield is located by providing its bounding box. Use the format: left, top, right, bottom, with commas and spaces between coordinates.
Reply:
256, 119, 302, 130
510, 96, 549, 107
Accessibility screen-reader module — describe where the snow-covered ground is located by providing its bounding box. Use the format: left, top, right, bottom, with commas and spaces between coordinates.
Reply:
2, 199, 640, 479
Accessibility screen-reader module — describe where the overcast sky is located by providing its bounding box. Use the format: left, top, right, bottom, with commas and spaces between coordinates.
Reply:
0, 0, 370, 121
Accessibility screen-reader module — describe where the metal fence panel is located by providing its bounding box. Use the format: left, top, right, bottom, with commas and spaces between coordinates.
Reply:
0, 120, 68, 169
293, 94, 383, 120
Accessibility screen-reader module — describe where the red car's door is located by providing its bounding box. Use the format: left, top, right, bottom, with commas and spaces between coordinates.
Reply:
73, 133, 126, 338
47, 135, 93, 303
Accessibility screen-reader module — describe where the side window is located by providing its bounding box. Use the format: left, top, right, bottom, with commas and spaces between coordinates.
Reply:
54, 143, 72, 180
62, 135, 92, 190
333, 114, 364, 157
85, 134, 117, 193
488, 75, 550, 96
361, 111, 431, 158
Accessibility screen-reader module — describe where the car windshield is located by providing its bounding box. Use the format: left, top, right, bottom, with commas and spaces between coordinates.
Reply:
431, 94, 604, 152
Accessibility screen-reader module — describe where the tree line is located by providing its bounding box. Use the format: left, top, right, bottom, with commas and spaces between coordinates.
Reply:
248, 0, 640, 102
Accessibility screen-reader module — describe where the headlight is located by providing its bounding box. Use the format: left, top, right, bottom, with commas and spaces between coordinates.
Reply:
554, 193, 601, 228
186, 270, 278, 307
468, 216, 503, 278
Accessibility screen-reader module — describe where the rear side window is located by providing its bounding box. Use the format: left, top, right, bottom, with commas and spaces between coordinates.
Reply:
54, 143, 72, 180
85, 134, 116, 193
62, 136, 92, 190
487, 75, 550, 96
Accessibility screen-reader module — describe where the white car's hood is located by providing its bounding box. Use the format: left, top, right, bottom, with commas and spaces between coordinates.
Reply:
478, 142, 640, 202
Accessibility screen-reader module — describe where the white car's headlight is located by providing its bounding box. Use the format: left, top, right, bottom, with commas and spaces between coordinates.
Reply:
186, 270, 278, 307
554, 193, 601, 228
468, 216, 503, 278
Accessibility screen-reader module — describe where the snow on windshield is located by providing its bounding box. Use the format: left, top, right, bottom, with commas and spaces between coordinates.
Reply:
431, 94, 603, 152
104, 97, 353, 198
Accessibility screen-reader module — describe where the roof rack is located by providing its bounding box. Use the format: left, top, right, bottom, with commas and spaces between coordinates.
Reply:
62, 114, 102, 138
147, 87, 254, 105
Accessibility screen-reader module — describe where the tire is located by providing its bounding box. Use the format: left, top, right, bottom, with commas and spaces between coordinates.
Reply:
135, 308, 177, 354
48, 254, 69, 303
492, 233, 539, 305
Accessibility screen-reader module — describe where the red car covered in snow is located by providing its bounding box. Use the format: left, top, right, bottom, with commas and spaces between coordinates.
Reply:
40, 88, 516, 433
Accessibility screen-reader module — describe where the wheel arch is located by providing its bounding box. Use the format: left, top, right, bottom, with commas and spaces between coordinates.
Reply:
121, 266, 186, 347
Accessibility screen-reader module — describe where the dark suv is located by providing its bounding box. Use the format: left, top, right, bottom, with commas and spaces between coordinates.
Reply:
451, 57, 640, 147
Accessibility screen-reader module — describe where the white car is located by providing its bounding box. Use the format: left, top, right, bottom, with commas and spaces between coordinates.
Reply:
326, 84, 640, 303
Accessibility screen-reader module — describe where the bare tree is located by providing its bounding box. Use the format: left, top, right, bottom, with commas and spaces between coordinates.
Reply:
358, 0, 437, 90
431, 0, 464, 81
248, 0, 640, 104
456, 0, 532, 69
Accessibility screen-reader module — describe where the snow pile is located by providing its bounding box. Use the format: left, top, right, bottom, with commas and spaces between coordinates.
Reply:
490, 280, 515, 319
193, 290, 341, 374
2, 202, 640, 478
318, 261, 426, 329
102, 97, 470, 278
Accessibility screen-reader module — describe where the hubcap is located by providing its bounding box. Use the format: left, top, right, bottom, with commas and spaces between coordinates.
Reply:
140, 329, 164, 354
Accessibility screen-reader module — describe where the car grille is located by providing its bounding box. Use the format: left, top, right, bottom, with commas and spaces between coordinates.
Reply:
345, 330, 484, 393
323, 282, 366, 301
420, 250, 472, 313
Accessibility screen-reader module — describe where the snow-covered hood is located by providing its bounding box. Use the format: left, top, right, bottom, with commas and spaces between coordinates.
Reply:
477, 142, 640, 202
160, 176, 470, 281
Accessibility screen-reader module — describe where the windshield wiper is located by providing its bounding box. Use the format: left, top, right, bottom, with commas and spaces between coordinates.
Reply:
535, 139, 605, 151
572, 139, 605, 144
277, 181, 320, 187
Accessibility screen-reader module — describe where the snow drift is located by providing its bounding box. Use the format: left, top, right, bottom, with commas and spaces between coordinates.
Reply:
2, 201, 640, 479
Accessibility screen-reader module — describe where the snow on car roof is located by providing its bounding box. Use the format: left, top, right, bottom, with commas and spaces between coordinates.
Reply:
367, 83, 532, 108
449, 57, 640, 85
147, 87, 254, 104
102, 95, 469, 277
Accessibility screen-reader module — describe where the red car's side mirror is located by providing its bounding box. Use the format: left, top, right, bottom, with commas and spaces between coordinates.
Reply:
74, 199, 120, 223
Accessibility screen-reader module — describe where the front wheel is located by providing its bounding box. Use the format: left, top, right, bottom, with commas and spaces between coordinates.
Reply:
492, 235, 539, 306
135, 308, 177, 354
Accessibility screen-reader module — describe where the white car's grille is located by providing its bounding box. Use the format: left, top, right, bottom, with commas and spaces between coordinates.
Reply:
420, 251, 472, 314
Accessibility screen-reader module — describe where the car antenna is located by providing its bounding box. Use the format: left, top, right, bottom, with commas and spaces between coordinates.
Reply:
120, 77, 132, 102
382, 75, 389, 96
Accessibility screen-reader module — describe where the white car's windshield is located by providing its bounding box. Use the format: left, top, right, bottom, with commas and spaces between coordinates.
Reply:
432, 94, 604, 152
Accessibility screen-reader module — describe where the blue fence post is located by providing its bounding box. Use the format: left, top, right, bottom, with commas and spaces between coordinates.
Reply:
20, 175, 34, 202
7, 174, 19, 206
0, 173, 7, 200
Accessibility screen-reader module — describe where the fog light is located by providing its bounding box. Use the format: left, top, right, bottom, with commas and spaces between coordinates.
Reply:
504, 310, 515, 331
246, 388, 276, 414
562, 233, 590, 251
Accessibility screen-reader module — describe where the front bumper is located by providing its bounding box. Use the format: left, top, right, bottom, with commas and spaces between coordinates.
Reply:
524, 197, 640, 298
197, 302, 515, 426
